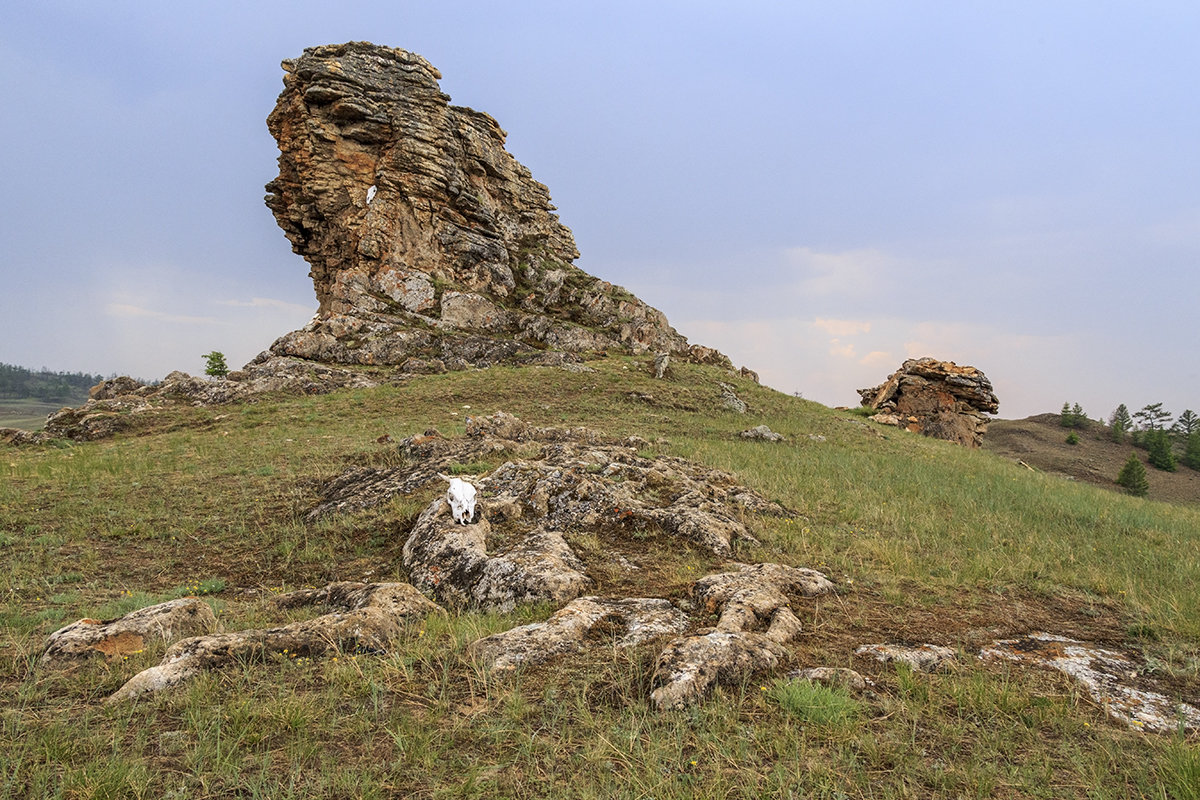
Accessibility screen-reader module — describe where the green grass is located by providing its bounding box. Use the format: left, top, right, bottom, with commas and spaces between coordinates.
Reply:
0, 399, 68, 431
2, 355, 1198, 798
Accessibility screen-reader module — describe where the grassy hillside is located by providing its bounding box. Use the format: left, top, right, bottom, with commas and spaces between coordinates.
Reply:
2, 356, 1198, 798
985, 413, 1200, 506
0, 399, 67, 431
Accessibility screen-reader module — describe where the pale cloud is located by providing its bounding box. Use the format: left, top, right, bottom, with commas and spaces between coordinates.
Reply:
105, 303, 221, 325
219, 297, 315, 316
783, 246, 899, 297
829, 339, 857, 359
675, 314, 1105, 419
859, 350, 893, 367
813, 318, 872, 337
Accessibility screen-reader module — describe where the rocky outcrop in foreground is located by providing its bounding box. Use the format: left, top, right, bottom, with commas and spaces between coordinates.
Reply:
858, 357, 999, 447
263, 41, 726, 371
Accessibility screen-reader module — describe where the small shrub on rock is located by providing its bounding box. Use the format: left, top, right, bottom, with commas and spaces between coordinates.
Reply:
1065, 432, 1080, 445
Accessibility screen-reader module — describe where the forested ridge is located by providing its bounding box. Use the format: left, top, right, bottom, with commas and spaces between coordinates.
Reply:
0, 362, 105, 403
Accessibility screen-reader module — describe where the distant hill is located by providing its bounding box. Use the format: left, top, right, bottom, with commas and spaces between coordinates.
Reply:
983, 412, 1200, 504
0, 362, 105, 430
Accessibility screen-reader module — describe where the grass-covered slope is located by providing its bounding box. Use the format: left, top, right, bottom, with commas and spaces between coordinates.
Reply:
2, 356, 1198, 799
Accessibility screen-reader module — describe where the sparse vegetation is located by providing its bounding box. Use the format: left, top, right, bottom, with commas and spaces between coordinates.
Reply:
3, 358, 1199, 798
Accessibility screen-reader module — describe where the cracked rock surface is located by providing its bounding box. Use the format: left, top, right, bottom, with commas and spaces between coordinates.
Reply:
468, 597, 689, 674
263, 41, 711, 368
650, 563, 836, 710
107, 582, 442, 703
402, 499, 590, 611
41, 598, 218, 666
311, 412, 782, 560
981, 633, 1200, 733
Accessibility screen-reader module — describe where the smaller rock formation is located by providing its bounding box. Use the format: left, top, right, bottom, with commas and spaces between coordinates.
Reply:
41, 598, 217, 666
785, 667, 870, 691
468, 597, 689, 674
402, 499, 590, 611
38, 359, 389, 442
650, 563, 834, 710
310, 411, 783, 558
982, 633, 1200, 733
858, 357, 998, 447
854, 642, 958, 672
108, 582, 442, 703
739, 425, 783, 442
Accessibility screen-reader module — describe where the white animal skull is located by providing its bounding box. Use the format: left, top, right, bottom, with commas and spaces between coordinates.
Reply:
438, 474, 478, 525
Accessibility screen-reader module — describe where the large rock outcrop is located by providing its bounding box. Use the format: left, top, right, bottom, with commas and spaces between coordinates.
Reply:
264, 42, 720, 370
857, 357, 998, 447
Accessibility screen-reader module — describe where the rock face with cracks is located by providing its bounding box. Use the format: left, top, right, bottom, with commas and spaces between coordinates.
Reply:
41, 598, 217, 666
107, 582, 442, 703
650, 563, 836, 710
311, 412, 781, 562
468, 597, 690, 674
402, 499, 590, 611
982, 633, 1200, 733
263, 41, 714, 369
858, 357, 999, 448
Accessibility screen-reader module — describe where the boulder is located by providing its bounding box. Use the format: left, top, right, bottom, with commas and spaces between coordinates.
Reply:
467, 597, 689, 674
402, 499, 591, 611
41, 598, 218, 666
854, 642, 958, 672
650, 562, 835, 709
107, 582, 441, 703
739, 425, 783, 442
858, 357, 998, 447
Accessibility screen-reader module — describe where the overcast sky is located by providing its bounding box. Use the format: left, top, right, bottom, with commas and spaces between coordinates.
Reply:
2, 2, 1197, 419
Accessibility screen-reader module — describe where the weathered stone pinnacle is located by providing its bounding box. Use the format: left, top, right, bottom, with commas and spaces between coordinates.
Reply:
264, 41, 720, 370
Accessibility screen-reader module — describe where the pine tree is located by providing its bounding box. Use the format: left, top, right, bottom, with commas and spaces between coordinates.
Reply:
1184, 432, 1200, 471
1172, 409, 1198, 438
1071, 403, 1087, 428
1133, 402, 1172, 432
1116, 453, 1149, 497
1059, 402, 1087, 429
1145, 430, 1177, 472
1109, 404, 1132, 442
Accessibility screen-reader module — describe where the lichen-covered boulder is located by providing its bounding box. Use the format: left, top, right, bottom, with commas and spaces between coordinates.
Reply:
108, 582, 441, 703
41, 598, 218, 666
468, 597, 688, 674
650, 563, 835, 709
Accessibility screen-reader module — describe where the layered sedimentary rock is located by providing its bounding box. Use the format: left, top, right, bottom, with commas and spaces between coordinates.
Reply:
264, 42, 717, 369
858, 357, 999, 447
